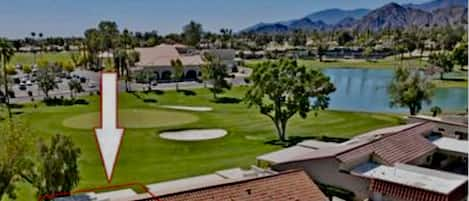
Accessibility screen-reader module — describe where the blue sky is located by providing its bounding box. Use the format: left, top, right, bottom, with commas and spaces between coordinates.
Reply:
0, 0, 428, 38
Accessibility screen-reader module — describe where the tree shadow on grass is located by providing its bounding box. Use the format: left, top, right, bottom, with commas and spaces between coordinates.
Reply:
147, 90, 165, 95
178, 89, 197, 96
10, 103, 24, 109
43, 98, 89, 106
265, 136, 318, 148
212, 97, 242, 104
143, 98, 158, 103
265, 135, 349, 148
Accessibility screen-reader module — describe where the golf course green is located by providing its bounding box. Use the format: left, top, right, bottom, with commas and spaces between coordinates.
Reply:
63, 109, 199, 129
6, 86, 402, 200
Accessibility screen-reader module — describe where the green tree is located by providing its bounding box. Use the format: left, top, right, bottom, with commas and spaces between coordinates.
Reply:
388, 66, 435, 115
290, 30, 307, 47
363, 47, 373, 61
62, 61, 75, 75
201, 53, 231, 99
135, 71, 156, 92
5, 65, 16, 75
70, 52, 85, 68
317, 43, 329, 62
430, 106, 442, 117
337, 31, 354, 46
37, 67, 58, 99
428, 52, 454, 80
171, 59, 184, 91
68, 79, 83, 99
245, 60, 335, 141
0, 120, 33, 199
124, 50, 140, 92
98, 21, 120, 73
84, 28, 101, 68
452, 42, 468, 70
183, 21, 203, 46
29, 134, 81, 199
22, 65, 32, 74
0, 38, 15, 119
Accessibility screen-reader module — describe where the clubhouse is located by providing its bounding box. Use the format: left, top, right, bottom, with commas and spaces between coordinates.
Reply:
133, 44, 236, 82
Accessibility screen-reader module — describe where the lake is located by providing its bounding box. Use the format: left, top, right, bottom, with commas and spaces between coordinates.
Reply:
320, 68, 468, 113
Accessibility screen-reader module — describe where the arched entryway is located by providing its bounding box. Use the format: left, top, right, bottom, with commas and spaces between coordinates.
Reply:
153, 71, 160, 80
185, 70, 197, 80
161, 71, 172, 81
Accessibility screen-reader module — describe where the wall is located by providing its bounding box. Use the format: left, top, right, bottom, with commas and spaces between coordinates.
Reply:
134, 65, 201, 81
273, 158, 371, 200
407, 117, 468, 140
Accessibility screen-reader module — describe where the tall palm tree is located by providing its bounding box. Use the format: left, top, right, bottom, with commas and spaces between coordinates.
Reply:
0, 38, 15, 119
38, 32, 44, 54
30, 32, 37, 64
171, 59, 184, 91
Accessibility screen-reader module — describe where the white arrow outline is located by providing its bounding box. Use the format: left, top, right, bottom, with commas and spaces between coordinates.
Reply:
94, 72, 124, 182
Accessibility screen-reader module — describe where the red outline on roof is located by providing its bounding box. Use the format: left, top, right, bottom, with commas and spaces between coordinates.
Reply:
38, 182, 160, 201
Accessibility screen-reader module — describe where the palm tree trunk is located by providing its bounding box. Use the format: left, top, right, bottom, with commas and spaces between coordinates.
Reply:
2, 55, 11, 119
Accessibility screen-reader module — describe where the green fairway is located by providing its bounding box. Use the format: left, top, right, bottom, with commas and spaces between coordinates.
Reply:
245, 57, 427, 69
63, 109, 199, 129
10, 52, 73, 65
5, 86, 402, 200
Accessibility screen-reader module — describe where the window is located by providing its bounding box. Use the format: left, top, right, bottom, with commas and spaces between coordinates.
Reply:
455, 131, 467, 140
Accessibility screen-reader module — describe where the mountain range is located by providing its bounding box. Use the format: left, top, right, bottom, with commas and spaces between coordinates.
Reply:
242, 0, 468, 34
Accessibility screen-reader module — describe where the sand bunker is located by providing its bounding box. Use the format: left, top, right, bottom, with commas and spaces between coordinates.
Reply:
160, 105, 213, 112
159, 129, 227, 141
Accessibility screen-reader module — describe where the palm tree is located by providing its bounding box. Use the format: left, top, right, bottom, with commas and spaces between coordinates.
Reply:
0, 38, 15, 119
30, 32, 37, 64
68, 79, 83, 99
171, 59, 184, 91
38, 32, 44, 54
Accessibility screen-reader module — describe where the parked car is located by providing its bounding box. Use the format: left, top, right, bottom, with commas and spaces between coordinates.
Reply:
19, 83, 27, 90
26, 80, 33, 86
13, 77, 21, 84
87, 81, 97, 88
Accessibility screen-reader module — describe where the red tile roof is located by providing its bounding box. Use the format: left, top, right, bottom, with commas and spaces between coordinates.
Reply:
336, 122, 436, 165
139, 170, 327, 201
370, 179, 468, 201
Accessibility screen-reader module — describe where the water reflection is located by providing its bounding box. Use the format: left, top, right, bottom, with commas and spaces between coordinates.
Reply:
319, 68, 468, 113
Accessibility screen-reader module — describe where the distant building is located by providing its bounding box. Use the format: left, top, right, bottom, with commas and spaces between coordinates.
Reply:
258, 121, 468, 201
133, 44, 236, 82
133, 44, 203, 82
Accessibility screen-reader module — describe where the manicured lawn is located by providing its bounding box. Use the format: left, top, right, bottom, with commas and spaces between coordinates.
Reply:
63, 109, 199, 129
10, 52, 73, 65
245, 57, 427, 69
5, 86, 402, 200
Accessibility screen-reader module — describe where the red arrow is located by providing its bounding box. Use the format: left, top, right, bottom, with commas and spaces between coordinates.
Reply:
94, 72, 124, 183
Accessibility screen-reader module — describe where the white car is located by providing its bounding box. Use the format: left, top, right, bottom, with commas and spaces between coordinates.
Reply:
26, 80, 33, 86
87, 81, 97, 88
